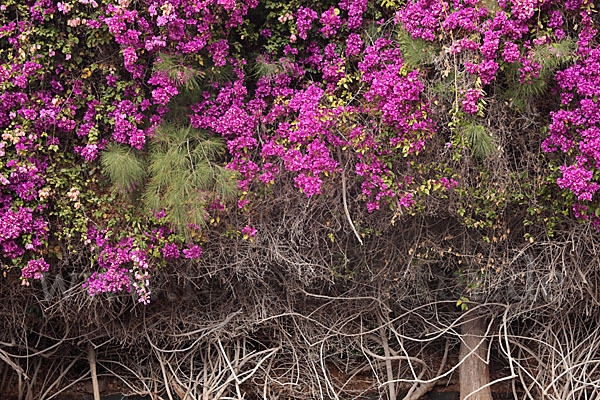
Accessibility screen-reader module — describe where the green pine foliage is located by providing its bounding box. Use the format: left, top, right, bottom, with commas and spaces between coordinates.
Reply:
250, 55, 297, 80
463, 123, 496, 159
534, 39, 576, 71
101, 143, 146, 193
143, 124, 237, 236
503, 68, 548, 110
154, 53, 203, 94
394, 28, 438, 69
251, 56, 285, 79
503, 39, 575, 109
154, 52, 236, 95
101, 125, 237, 237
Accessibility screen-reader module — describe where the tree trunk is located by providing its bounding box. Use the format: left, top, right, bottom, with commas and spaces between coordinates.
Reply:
459, 315, 493, 400
87, 343, 101, 400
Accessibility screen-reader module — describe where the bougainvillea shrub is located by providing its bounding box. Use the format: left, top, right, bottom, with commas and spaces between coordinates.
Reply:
1, 0, 598, 302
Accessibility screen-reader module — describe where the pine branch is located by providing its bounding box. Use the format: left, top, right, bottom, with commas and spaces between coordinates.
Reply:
534, 39, 576, 72
142, 124, 237, 237
463, 123, 495, 159
503, 38, 575, 109
394, 28, 438, 69
251, 56, 282, 79
154, 53, 202, 93
100, 143, 146, 193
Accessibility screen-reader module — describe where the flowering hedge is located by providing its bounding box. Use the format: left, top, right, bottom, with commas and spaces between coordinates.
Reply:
1, 0, 598, 302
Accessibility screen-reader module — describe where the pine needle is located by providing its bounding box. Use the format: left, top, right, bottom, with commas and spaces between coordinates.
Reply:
100, 144, 146, 193
463, 123, 496, 159
503, 38, 575, 109
154, 53, 202, 93
143, 124, 237, 237
394, 28, 438, 69
252, 56, 281, 79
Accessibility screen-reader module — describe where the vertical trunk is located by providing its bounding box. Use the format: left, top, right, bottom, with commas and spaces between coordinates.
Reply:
87, 343, 101, 400
379, 325, 396, 400
459, 315, 493, 400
